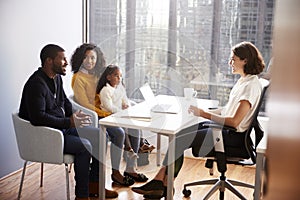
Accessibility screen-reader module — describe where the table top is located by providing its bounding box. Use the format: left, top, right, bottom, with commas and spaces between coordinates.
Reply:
99, 95, 219, 135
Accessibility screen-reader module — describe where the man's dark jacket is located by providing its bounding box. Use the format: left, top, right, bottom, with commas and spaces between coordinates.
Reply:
19, 67, 72, 130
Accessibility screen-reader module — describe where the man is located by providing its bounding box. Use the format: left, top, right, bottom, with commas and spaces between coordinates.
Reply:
19, 44, 118, 199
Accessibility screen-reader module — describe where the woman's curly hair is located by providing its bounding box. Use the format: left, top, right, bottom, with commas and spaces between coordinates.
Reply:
70, 43, 106, 77
232, 41, 265, 75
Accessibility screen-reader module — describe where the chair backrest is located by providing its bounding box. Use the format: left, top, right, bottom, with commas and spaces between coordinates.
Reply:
69, 95, 98, 128
202, 78, 269, 172
242, 78, 270, 164
12, 112, 65, 164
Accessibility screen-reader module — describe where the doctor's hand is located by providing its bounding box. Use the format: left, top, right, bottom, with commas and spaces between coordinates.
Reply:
188, 105, 204, 117
70, 110, 92, 128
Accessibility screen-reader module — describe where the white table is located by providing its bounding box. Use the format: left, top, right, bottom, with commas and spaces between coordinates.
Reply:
254, 117, 269, 200
98, 95, 219, 200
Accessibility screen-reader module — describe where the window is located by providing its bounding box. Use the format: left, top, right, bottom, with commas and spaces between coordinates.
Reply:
89, 0, 274, 105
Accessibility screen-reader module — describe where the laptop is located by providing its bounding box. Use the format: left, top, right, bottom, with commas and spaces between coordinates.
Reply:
139, 83, 179, 114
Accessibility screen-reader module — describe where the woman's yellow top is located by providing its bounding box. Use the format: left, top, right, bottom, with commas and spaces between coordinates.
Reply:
71, 71, 111, 117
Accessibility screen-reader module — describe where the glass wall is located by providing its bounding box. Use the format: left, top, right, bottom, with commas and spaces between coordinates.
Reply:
89, 0, 274, 105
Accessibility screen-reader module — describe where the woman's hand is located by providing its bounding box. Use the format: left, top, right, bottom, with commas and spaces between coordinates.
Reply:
188, 105, 204, 117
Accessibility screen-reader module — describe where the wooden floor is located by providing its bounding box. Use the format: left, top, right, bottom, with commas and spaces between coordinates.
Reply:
0, 153, 256, 200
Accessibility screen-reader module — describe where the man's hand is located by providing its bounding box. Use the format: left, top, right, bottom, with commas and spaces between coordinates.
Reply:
70, 110, 92, 128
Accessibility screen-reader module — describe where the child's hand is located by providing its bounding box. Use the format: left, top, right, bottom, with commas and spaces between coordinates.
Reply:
122, 104, 129, 110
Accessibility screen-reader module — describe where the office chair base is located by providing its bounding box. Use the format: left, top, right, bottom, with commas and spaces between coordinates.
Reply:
182, 177, 254, 200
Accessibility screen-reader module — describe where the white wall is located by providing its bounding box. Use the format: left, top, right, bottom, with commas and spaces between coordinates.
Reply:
0, 0, 82, 178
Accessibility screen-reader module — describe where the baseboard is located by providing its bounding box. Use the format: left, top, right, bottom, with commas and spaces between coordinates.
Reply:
0, 162, 35, 181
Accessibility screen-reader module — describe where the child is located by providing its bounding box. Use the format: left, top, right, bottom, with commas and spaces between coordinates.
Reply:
97, 65, 130, 114
96, 65, 148, 182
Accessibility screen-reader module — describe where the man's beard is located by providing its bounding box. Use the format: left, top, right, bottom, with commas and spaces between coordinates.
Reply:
53, 64, 66, 76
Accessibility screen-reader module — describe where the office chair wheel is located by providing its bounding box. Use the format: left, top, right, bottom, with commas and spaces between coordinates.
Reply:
182, 188, 191, 197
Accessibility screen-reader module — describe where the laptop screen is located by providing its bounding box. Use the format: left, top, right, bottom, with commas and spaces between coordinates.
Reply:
139, 83, 157, 104
139, 83, 179, 114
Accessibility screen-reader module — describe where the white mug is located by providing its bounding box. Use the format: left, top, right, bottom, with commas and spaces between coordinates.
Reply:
184, 88, 197, 100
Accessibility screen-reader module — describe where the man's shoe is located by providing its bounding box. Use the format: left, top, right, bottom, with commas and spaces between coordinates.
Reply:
105, 189, 118, 198
143, 186, 175, 199
75, 197, 90, 200
131, 180, 164, 196
89, 182, 118, 198
89, 182, 98, 197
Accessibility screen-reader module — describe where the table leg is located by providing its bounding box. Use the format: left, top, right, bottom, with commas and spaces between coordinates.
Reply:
99, 125, 106, 200
166, 134, 175, 200
254, 152, 264, 200
156, 134, 161, 166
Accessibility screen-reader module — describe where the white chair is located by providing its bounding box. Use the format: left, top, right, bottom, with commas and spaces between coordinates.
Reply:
12, 112, 74, 200
69, 95, 98, 128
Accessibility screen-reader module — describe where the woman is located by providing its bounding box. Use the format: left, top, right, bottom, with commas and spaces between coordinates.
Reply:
71, 44, 147, 190
71, 43, 128, 198
132, 41, 265, 199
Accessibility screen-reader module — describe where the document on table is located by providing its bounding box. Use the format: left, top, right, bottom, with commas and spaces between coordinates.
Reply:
113, 107, 152, 121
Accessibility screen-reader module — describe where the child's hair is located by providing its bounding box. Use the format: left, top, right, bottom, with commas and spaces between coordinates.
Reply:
96, 64, 121, 94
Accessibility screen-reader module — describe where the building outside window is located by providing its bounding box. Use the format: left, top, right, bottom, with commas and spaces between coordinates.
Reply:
89, 0, 274, 106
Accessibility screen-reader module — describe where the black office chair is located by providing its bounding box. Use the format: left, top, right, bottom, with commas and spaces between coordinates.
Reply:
182, 78, 269, 200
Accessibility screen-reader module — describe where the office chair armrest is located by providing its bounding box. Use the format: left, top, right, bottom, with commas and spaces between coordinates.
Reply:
202, 123, 237, 132
202, 122, 231, 173
202, 122, 235, 153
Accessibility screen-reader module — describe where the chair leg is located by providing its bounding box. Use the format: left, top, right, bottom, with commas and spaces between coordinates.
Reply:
65, 163, 71, 200
223, 180, 247, 200
184, 178, 219, 188
68, 164, 72, 173
183, 178, 220, 199
209, 167, 214, 176
199, 179, 248, 200
202, 179, 223, 200
18, 161, 28, 200
40, 163, 44, 187
228, 179, 255, 189
205, 160, 214, 175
